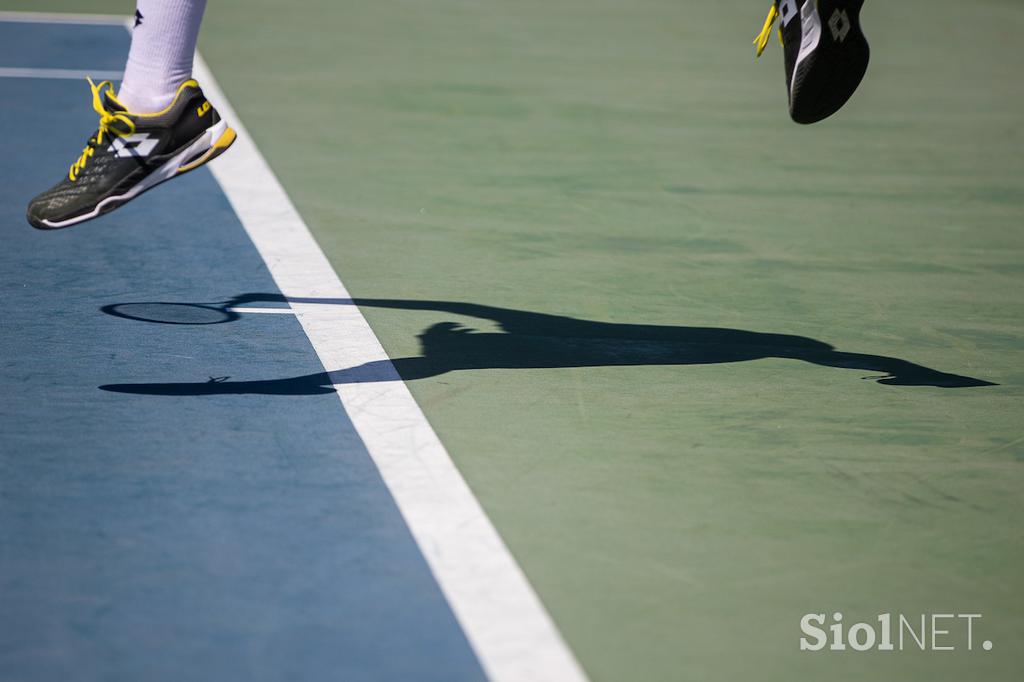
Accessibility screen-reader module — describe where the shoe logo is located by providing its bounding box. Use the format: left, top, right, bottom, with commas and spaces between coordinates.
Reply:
108, 133, 159, 158
828, 9, 851, 42
133, 9, 143, 28
197, 101, 211, 117
778, 0, 799, 26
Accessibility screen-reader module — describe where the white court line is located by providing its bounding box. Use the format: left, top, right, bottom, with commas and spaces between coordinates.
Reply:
6, 11, 586, 682
193, 54, 589, 682
0, 67, 123, 80
227, 307, 295, 315
0, 11, 125, 25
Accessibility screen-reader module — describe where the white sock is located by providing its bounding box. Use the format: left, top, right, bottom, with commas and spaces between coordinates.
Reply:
117, 0, 208, 113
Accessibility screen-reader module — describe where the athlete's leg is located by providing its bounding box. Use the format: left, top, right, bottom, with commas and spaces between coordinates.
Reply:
754, 0, 870, 124
118, 0, 209, 113
26, 1, 234, 229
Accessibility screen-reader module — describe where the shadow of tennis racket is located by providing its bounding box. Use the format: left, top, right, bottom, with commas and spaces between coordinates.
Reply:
101, 293, 299, 324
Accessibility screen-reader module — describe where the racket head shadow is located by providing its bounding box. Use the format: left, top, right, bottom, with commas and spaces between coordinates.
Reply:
101, 302, 238, 325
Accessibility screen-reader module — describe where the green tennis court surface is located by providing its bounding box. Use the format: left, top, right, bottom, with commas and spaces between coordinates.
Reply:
4, 1, 1023, 680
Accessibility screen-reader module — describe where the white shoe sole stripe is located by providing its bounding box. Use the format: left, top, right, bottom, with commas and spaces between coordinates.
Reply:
791, 0, 823, 95
39, 120, 229, 229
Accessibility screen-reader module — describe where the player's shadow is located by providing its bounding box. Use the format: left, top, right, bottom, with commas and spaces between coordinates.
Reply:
98, 293, 996, 396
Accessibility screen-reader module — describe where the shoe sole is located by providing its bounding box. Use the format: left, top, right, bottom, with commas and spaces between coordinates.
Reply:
31, 120, 237, 230
789, 0, 869, 124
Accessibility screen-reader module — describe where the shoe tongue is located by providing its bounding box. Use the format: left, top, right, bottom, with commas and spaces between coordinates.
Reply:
102, 91, 127, 113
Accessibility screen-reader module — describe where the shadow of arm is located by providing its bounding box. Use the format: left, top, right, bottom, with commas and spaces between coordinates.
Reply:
798, 350, 996, 388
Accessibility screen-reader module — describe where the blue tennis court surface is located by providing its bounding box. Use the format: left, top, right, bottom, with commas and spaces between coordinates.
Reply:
0, 21, 126, 72
0, 20, 485, 681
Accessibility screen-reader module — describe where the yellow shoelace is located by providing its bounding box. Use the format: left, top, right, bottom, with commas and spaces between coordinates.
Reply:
68, 78, 136, 181
753, 2, 781, 57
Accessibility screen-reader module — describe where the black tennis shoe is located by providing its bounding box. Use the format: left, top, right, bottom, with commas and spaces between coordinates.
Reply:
27, 78, 235, 229
754, 0, 870, 124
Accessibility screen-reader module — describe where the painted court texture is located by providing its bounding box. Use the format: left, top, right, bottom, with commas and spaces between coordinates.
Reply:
2, 2, 1023, 681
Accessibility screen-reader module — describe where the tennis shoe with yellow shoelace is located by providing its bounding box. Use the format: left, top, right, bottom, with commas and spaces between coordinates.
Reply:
27, 78, 236, 229
754, 0, 869, 124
